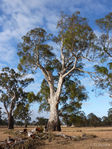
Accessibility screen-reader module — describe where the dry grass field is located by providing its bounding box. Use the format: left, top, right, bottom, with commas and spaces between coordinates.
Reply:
1, 126, 112, 149
38, 127, 112, 149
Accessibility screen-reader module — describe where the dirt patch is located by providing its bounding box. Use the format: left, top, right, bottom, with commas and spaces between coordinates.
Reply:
0, 127, 112, 149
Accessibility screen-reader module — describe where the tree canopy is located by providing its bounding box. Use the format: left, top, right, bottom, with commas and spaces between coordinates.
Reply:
36, 78, 88, 119
0, 67, 33, 129
94, 12, 112, 95
17, 12, 97, 131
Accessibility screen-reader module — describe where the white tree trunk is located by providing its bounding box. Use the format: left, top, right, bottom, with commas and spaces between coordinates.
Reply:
47, 97, 61, 131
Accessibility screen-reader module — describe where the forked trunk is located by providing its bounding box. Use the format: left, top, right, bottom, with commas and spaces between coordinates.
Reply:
8, 114, 14, 129
47, 102, 61, 131
47, 75, 63, 131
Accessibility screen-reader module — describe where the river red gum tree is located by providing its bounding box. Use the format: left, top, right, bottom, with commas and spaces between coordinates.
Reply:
17, 12, 96, 131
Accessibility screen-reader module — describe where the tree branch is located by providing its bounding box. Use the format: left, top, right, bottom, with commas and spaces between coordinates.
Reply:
36, 46, 50, 82
10, 92, 16, 114
3, 102, 9, 115
46, 71, 55, 97
60, 39, 65, 70
37, 63, 49, 80
62, 57, 78, 78
79, 56, 94, 62
75, 68, 97, 81
101, 35, 112, 58
103, 47, 112, 58
37, 63, 55, 97
61, 61, 73, 75
35, 46, 55, 97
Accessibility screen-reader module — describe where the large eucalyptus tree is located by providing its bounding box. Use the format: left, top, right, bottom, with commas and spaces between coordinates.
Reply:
17, 12, 95, 131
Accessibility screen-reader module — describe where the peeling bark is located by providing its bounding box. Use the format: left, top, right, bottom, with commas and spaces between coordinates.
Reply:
47, 102, 61, 131
47, 76, 63, 131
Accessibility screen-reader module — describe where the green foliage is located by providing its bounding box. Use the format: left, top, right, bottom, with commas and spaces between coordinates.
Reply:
57, 12, 95, 58
17, 12, 96, 129
0, 108, 7, 125
107, 108, 112, 126
36, 77, 88, 117
96, 13, 112, 56
36, 79, 50, 112
27, 92, 37, 103
108, 62, 112, 70
96, 12, 112, 32
62, 111, 87, 126
94, 12, 112, 95
17, 28, 56, 73
36, 117, 48, 126
62, 109, 112, 127
0, 67, 33, 124
94, 64, 112, 92
87, 113, 101, 127
17, 12, 95, 78
94, 65, 108, 75
13, 102, 31, 124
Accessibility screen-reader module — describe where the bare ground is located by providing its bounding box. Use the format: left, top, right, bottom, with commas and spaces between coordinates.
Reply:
38, 127, 112, 149
1, 126, 112, 149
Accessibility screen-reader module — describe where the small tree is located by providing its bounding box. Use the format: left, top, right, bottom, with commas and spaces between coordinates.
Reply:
107, 108, 112, 126
14, 102, 31, 127
87, 113, 101, 127
36, 117, 48, 126
102, 116, 110, 126
62, 111, 87, 127
17, 12, 95, 131
0, 67, 33, 129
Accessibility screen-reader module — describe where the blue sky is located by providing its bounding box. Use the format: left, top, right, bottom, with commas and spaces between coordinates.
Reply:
0, 0, 112, 120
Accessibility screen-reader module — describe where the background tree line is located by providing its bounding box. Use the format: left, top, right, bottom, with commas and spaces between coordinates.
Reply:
1, 106, 112, 127
61, 108, 112, 127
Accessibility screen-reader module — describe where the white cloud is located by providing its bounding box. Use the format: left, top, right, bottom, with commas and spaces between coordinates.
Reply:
0, 44, 16, 64
0, 0, 61, 65
0, 0, 110, 65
